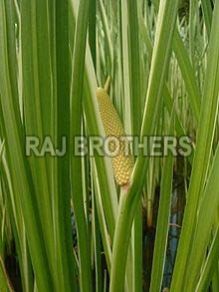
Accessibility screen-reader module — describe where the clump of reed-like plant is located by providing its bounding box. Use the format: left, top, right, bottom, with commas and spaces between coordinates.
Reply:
1, 0, 219, 291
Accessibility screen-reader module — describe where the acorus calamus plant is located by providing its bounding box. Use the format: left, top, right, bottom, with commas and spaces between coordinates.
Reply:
1, 0, 219, 291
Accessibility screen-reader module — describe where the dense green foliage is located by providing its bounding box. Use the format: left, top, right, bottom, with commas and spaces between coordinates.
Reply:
0, 0, 219, 291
